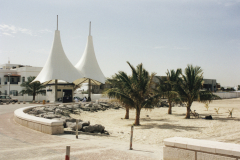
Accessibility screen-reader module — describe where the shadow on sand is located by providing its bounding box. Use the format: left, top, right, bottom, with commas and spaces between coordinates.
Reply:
136, 123, 204, 132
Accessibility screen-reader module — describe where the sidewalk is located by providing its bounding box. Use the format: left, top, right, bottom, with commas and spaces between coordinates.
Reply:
0, 104, 163, 160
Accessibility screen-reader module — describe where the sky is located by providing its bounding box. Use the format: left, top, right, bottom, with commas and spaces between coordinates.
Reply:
0, 0, 240, 87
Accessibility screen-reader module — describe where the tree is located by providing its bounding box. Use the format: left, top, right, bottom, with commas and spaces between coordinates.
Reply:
156, 69, 182, 114
104, 75, 134, 119
177, 65, 219, 118
104, 62, 160, 125
19, 76, 46, 101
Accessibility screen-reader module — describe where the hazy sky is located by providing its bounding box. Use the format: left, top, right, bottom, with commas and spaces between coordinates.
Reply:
1, 0, 240, 86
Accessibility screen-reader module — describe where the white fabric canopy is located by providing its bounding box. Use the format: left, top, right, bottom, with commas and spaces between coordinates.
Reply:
33, 30, 84, 84
75, 34, 106, 85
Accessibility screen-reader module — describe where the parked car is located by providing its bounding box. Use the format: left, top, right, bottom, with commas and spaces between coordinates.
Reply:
0, 95, 18, 103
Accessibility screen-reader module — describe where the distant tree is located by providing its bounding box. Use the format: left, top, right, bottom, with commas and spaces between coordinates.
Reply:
19, 76, 46, 101
155, 69, 182, 114
177, 65, 220, 118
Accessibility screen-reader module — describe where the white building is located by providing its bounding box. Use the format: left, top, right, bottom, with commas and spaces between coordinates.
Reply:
0, 63, 46, 101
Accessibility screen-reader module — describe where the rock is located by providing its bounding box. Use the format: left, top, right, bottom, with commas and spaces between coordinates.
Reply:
80, 121, 90, 127
66, 122, 82, 131
83, 124, 105, 133
23, 101, 26, 104
0, 102, 3, 105
18, 102, 20, 104
66, 122, 75, 128
62, 111, 70, 117
82, 107, 90, 111
55, 108, 63, 114
65, 118, 77, 122
73, 104, 80, 109
205, 115, 213, 120
59, 104, 66, 108
43, 114, 60, 119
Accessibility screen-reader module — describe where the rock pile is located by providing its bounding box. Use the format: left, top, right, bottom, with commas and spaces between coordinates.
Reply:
25, 102, 121, 135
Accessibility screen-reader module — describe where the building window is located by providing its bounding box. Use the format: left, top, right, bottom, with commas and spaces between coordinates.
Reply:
22, 77, 25, 83
5, 90, 7, 95
10, 90, 18, 96
0, 78, 1, 84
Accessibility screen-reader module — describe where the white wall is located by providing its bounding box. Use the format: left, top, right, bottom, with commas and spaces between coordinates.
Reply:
74, 93, 109, 101
12, 94, 46, 102
214, 92, 240, 99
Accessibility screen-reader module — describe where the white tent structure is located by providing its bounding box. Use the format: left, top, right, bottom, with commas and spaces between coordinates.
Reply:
75, 22, 106, 100
33, 16, 84, 102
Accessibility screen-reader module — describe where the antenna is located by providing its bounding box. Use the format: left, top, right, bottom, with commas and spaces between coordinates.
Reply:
57, 15, 58, 30
89, 21, 91, 35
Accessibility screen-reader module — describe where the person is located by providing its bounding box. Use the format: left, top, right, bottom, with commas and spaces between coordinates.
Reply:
74, 97, 78, 103
82, 97, 87, 102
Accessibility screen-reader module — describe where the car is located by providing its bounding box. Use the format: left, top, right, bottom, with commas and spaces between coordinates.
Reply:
0, 95, 18, 103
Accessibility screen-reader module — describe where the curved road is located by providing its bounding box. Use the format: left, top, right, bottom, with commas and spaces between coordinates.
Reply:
0, 103, 162, 160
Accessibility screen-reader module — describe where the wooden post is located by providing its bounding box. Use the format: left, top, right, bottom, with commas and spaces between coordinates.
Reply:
76, 119, 79, 139
65, 146, 70, 160
130, 125, 134, 150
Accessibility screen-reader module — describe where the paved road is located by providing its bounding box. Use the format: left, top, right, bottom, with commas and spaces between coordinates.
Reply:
0, 103, 163, 160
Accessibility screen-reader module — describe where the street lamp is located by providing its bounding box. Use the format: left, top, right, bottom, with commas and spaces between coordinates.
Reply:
8, 73, 11, 96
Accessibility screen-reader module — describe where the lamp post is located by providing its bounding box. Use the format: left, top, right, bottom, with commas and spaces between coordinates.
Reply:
8, 73, 11, 96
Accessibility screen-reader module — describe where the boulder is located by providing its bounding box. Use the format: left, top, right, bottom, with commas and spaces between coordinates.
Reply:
83, 124, 105, 133
73, 104, 80, 109
66, 122, 82, 131
80, 121, 90, 127
55, 108, 63, 114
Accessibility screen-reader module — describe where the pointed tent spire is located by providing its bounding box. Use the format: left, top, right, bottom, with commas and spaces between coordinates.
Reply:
75, 22, 106, 84
57, 15, 58, 30
33, 17, 83, 84
89, 21, 91, 36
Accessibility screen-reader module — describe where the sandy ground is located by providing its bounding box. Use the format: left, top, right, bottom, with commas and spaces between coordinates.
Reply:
71, 98, 240, 146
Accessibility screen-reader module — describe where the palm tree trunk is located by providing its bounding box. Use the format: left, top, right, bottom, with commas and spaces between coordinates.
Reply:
125, 107, 129, 119
134, 108, 141, 125
168, 101, 172, 114
33, 93, 36, 101
185, 104, 191, 119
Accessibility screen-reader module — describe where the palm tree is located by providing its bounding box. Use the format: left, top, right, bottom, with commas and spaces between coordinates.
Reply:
19, 76, 46, 101
156, 69, 181, 114
177, 65, 219, 118
104, 62, 160, 125
105, 75, 134, 119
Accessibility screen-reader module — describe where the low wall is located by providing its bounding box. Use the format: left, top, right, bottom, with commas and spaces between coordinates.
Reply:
74, 94, 109, 101
12, 95, 46, 102
214, 92, 240, 99
14, 105, 64, 135
163, 137, 240, 160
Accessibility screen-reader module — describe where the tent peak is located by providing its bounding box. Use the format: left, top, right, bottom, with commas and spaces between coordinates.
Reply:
89, 21, 91, 36
57, 15, 58, 30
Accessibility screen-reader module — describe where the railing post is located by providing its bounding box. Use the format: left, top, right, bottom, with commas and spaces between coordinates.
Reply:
130, 125, 134, 150
65, 146, 70, 160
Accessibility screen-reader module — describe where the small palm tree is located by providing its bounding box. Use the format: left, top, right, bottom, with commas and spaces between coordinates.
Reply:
19, 76, 46, 101
156, 69, 181, 114
105, 75, 134, 119
177, 65, 218, 118
104, 62, 160, 125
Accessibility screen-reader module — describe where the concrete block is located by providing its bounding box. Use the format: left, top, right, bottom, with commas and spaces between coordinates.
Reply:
163, 146, 195, 160
163, 146, 179, 160
197, 152, 236, 160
